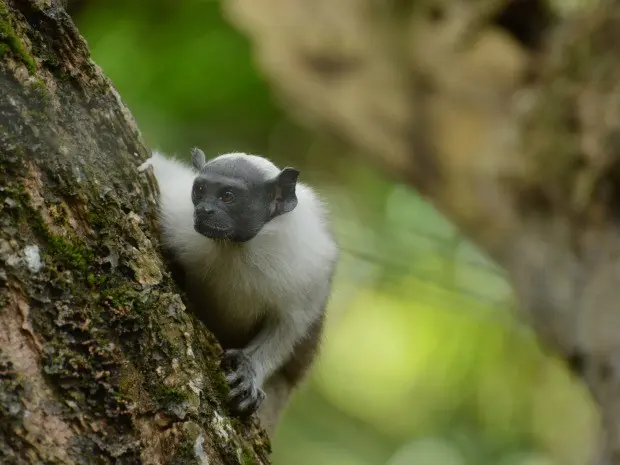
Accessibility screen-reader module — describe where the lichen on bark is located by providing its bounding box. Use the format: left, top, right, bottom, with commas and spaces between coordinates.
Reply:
0, 0, 269, 463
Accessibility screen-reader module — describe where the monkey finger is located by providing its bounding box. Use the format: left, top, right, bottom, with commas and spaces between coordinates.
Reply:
225, 371, 242, 385
237, 396, 260, 414
228, 382, 251, 399
229, 393, 263, 416
221, 349, 243, 370
239, 389, 265, 413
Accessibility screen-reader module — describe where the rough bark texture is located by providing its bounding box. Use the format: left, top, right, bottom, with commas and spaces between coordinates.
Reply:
222, 0, 620, 463
0, 1, 269, 463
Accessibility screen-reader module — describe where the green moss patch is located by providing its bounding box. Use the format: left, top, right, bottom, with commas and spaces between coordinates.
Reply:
0, 2, 36, 72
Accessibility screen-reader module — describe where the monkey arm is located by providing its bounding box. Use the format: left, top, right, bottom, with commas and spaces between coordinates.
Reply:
243, 309, 316, 387
221, 290, 326, 416
220, 256, 335, 417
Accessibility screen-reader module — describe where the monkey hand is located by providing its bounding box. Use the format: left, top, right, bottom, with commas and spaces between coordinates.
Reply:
221, 349, 265, 417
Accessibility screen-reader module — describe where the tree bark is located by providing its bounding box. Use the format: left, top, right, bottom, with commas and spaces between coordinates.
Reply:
0, 1, 269, 463
222, 0, 620, 463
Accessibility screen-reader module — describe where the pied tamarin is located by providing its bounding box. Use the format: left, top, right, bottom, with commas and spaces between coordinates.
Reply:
139, 148, 339, 435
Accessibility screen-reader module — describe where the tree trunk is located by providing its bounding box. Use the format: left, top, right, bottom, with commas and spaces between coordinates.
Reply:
222, 0, 620, 463
0, 1, 269, 463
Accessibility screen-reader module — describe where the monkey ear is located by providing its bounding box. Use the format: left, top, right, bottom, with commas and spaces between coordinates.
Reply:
191, 148, 207, 171
271, 167, 300, 217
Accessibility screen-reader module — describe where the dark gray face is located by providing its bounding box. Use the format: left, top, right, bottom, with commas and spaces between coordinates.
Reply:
190, 148, 299, 243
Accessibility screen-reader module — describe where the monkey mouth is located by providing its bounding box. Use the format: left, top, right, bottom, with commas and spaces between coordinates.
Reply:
194, 222, 232, 240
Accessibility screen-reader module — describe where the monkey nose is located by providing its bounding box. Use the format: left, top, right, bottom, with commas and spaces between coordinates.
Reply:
203, 208, 215, 216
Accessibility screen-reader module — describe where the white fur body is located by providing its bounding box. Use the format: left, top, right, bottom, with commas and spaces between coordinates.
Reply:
141, 151, 338, 433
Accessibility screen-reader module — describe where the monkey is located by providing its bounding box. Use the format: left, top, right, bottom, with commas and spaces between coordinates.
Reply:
138, 148, 339, 435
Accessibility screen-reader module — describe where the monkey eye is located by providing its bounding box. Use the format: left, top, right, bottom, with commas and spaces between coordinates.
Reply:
219, 191, 235, 203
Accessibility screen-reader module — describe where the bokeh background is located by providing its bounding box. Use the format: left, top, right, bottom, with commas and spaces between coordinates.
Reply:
72, 1, 599, 464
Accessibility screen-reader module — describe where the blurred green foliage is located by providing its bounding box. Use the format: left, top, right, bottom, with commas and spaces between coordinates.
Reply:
74, 2, 598, 464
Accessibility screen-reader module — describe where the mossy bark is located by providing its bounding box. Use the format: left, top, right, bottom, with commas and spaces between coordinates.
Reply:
224, 0, 620, 463
0, 1, 269, 463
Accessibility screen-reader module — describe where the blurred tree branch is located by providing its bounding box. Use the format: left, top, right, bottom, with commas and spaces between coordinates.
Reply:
0, 0, 269, 463
223, 0, 620, 463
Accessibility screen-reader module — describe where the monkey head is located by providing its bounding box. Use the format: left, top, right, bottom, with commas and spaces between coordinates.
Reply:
190, 148, 300, 243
